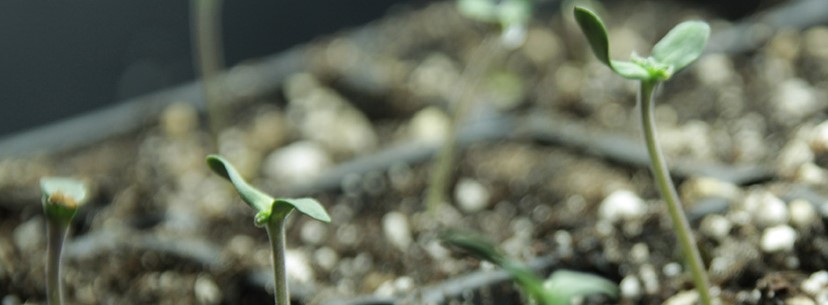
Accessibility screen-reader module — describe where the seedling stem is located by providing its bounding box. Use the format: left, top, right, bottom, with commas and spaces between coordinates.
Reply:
426, 37, 503, 214
639, 80, 711, 305
573, 6, 712, 305
266, 216, 290, 305
45, 218, 69, 305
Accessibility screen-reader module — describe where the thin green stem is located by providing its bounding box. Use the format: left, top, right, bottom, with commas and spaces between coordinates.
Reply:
192, 0, 226, 142
639, 81, 711, 305
46, 219, 69, 305
265, 217, 290, 305
425, 37, 503, 214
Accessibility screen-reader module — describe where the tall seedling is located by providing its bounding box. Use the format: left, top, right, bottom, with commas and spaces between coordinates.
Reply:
573, 7, 712, 305
426, 0, 532, 214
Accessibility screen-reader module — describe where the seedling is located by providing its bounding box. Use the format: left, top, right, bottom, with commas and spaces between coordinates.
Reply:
40, 177, 89, 305
442, 231, 618, 305
573, 6, 712, 305
192, 0, 227, 143
457, 0, 531, 48
425, 0, 532, 215
206, 155, 330, 305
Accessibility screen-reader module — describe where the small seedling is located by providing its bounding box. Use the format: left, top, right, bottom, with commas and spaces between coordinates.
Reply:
457, 0, 532, 48
425, 0, 532, 215
442, 231, 618, 305
573, 6, 712, 305
206, 155, 330, 305
192, 0, 228, 143
40, 177, 89, 305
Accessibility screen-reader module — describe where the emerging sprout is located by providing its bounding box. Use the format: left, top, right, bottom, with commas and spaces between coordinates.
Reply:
40, 177, 89, 305
206, 154, 329, 305
573, 6, 709, 82
442, 231, 618, 305
573, 6, 712, 305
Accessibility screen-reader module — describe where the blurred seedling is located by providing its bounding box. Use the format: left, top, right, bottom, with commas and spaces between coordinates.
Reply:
206, 155, 330, 305
457, 0, 532, 48
573, 6, 712, 305
40, 177, 89, 305
192, 0, 227, 144
425, 0, 532, 215
442, 231, 618, 305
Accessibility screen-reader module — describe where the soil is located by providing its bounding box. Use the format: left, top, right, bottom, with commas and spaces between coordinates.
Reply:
3, 0, 828, 305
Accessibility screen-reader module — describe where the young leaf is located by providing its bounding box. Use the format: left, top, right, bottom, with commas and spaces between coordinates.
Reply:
651, 21, 710, 72
497, 0, 531, 28
441, 231, 559, 305
573, 6, 651, 80
206, 155, 331, 225
206, 154, 274, 213
457, 0, 497, 23
573, 6, 611, 67
610, 60, 651, 80
543, 270, 619, 302
441, 231, 507, 264
443, 232, 620, 305
275, 198, 331, 223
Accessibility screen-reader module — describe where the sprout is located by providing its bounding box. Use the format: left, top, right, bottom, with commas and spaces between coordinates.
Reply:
40, 177, 89, 305
206, 154, 329, 305
573, 6, 712, 305
573, 6, 709, 82
457, 0, 532, 48
442, 231, 618, 305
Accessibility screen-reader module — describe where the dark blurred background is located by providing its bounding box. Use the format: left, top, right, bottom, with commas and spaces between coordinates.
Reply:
0, 0, 780, 138
0, 1, 417, 137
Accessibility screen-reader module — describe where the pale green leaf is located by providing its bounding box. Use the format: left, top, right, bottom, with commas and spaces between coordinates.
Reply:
497, 0, 531, 27
543, 270, 619, 302
651, 21, 710, 72
275, 198, 331, 223
457, 0, 497, 23
441, 231, 561, 305
610, 60, 651, 80
207, 155, 330, 226
206, 155, 274, 214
